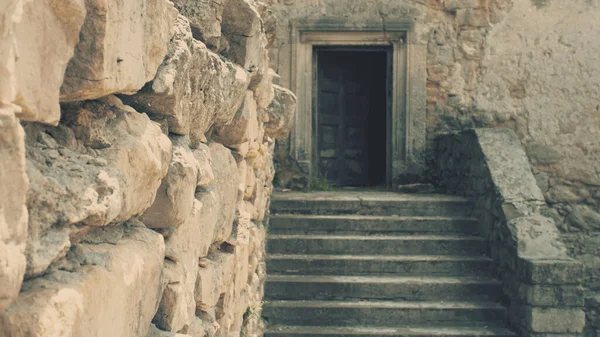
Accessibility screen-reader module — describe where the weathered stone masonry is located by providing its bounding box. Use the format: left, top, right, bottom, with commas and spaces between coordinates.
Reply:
0, 0, 295, 336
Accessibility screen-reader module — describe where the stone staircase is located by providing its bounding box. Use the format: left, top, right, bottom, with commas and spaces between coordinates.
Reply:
262, 191, 516, 337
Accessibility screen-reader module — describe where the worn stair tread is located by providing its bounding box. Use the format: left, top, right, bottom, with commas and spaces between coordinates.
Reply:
266, 300, 505, 309
269, 234, 484, 241
265, 325, 516, 336
270, 214, 479, 221
269, 214, 481, 235
269, 254, 492, 262
267, 275, 501, 285
272, 192, 471, 203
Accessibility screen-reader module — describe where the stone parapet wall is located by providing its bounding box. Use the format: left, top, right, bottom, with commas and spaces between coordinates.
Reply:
0, 1, 296, 336
435, 128, 585, 337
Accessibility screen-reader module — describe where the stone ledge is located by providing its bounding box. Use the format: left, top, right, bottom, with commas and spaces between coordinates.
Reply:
522, 307, 586, 333
518, 258, 584, 286
518, 284, 584, 307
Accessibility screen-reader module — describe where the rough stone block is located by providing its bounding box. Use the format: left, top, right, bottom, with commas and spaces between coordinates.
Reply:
524, 334, 580, 337
585, 295, 600, 329
506, 215, 568, 260
147, 324, 192, 337
518, 284, 584, 307
252, 56, 275, 109
195, 251, 236, 311
60, 0, 178, 101
171, 0, 225, 50
153, 199, 217, 332
474, 128, 545, 203
245, 165, 257, 200
0, 108, 28, 312
523, 307, 585, 333
24, 96, 171, 277
141, 142, 200, 229
456, 8, 491, 28
221, 0, 266, 71
263, 85, 297, 140
256, 2, 278, 49
213, 91, 259, 146
121, 15, 250, 146
0, 226, 166, 337
208, 143, 241, 243
1, 0, 86, 125
444, 0, 480, 10
518, 258, 584, 285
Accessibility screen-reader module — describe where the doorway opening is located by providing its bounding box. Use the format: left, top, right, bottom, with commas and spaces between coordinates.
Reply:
313, 47, 390, 187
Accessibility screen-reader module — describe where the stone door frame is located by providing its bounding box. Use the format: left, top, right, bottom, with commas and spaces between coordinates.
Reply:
288, 19, 427, 184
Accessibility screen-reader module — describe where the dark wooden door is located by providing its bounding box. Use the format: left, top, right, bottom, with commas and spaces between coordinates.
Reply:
316, 51, 373, 186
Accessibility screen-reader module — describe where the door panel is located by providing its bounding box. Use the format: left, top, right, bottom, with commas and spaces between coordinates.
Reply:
317, 51, 376, 186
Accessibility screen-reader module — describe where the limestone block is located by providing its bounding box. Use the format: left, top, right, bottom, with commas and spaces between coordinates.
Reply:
251, 51, 275, 109
25, 96, 171, 277
458, 30, 485, 60
506, 216, 567, 260
517, 284, 584, 307
141, 142, 200, 229
0, 108, 28, 312
191, 312, 219, 337
474, 128, 545, 203
586, 295, 600, 328
195, 252, 236, 311
263, 85, 297, 140
171, 0, 225, 50
248, 224, 266, 277
153, 199, 217, 332
208, 143, 240, 243
121, 15, 250, 146
455, 8, 490, 28
218, 288, 250, 337
213, 91, 259, 146
0, 0, 85, 125
147, 324, 192, 337
256, 2, 278, 49
60, 0, 178, 101
526, 143, 562, 165
236, 155, 249, 196
523, 307, 586, 333
444, 0, 480, 10
0, 226, 166, 337
250, 143, 275, 221
230, 216, 251, 294
518, 258, 584, 285
193, 143, 215, 187
565, 205, 600, 232
245, 166, 257, 200
221, 0, 266, 71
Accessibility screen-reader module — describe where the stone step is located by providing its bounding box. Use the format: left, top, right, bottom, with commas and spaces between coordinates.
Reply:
271, 192, 473, 217
265, 275, 503, 302
264, 325, 516, 337
267, 234, 487, 256
267, 254, 493, 276
269, 215, 480, 235
263, 300, 507, 327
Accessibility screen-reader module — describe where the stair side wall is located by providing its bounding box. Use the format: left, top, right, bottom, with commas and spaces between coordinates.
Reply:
435, 128, 585, 337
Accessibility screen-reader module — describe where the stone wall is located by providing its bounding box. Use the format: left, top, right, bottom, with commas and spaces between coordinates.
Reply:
267, 0, 600, 333
0, 1, 295, 336
436, 129, 585, 337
